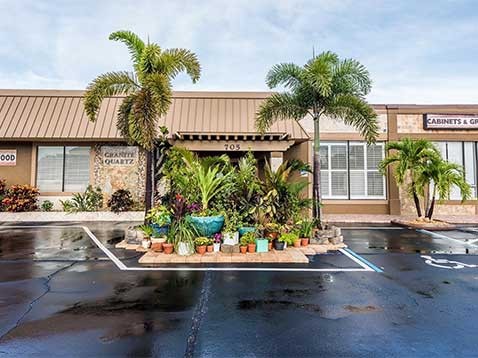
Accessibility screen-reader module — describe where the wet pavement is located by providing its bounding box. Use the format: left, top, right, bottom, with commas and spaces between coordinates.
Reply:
1, 223, 478, 357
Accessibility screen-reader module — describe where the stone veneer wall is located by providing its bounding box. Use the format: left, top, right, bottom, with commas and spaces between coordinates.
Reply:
92, 144, 146, 203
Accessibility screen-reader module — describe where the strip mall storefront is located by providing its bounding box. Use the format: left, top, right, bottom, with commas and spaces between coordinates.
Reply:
0, 90, 477, 216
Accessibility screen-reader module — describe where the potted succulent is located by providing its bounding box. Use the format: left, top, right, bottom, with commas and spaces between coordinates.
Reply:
207, 238, 214, 253
146, 205, 171, 236
222, 211, 241, 245
195, 237, 210, 255
213, 233, 222, 252
239, 236, 248, 254
241, 231, 257, 253
138, 224, 153, 249
278, 232, 297, 250
297, 219, 314, 247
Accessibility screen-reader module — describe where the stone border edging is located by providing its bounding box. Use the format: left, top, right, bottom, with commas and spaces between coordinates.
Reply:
0, 211, 144, 222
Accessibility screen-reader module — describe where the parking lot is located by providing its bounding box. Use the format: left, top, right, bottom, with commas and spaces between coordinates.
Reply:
1, 222, 477, 357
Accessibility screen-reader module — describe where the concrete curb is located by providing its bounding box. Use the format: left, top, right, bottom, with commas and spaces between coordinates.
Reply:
0, 211, 144, 222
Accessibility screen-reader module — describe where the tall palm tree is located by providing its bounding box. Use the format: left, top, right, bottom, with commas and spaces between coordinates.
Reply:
379, 138, 441, 217
416, 158, 471, 220
84, 30, 200, 212
256, 52, 378, 227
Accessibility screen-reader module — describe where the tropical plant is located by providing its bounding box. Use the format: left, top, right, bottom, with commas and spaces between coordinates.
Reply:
194, 237, 211, 247
240, 231, 256, 246
379, 138, 441, 217
61, 185, 103, 213
2, 185, 39, 212
168, 216, 198, 252
107, 189, 134, 213
138, 224, 154, 238
278, 232, 298, 245
297, 219, 314, 238
41, 200, 54, 212
84, 30, 200, 214
145, 205, 171, 226
195, 165, 232, 213
416, 157, 472, 220
256, 52, 378, 227
223, 210, 243, 233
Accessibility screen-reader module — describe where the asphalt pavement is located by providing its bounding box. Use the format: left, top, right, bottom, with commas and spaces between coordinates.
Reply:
1, 222, 477, 357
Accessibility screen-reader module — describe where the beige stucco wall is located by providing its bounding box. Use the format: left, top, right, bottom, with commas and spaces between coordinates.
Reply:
92, 144, 146, 203
0, 143, 32, 186
299, 112, 388, 134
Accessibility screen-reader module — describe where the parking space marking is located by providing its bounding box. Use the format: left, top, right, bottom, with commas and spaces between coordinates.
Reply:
417, 229, 478, 246
421, 255, 478, 270
1, 225, 382, 273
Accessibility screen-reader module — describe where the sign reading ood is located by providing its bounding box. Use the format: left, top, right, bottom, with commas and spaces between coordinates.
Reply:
101, 146, 138, 166
0, 149, 16, 166
424, 114, 478, 130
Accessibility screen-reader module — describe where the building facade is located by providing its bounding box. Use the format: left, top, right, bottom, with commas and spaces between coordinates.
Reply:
0, 89, 477, 216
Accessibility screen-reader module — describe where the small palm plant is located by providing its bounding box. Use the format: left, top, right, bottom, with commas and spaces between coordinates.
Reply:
379, 138, 441, 217
84, 30, 200, 213
256, 52, 378, 227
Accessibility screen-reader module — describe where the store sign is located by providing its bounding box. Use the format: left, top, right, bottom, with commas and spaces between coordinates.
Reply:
0, 150, 16, 166
423, 114, 478, 130
101, 146, 138, 166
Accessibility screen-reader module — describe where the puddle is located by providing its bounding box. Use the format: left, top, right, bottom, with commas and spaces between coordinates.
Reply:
344, 305, 381, 313
237, 299, 321, 313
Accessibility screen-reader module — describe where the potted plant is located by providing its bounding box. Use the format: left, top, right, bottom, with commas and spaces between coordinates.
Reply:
213, 233, 222, 252
239, 236, 248, 254
195, 237, 210, 255
241, 231, 256, 253
265, 222, 281, 240
146, 205, 171, 236
138, 224, 153, 249
297, 219, 314, 247
168, 216, 197, 256
278, 232, 297, 250
222, 211, 241, 245
162, 240, 174, 254
207, 238, 214, 252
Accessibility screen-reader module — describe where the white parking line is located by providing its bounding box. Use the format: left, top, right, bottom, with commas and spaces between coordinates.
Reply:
1, 225, 376, 272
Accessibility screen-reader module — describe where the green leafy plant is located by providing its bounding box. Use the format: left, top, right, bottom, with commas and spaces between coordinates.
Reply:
107, 189, 134, 213
296, 219, 314, 238
41, 200, 54, 212
279, 232, 298, 245
2, 185, 39, 212
195, 165, 232, 213
145, 205, 171, 226
61, 185, 103, 213
223, 210, 243, 233
168, 216, 198, 252
194, 237, 211, 247
138, 224, 154, 238
240, 231, 256, 246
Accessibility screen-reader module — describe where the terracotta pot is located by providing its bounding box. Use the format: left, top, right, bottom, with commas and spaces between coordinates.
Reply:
207, 245, 213, 252
163, 243, 174, 254
265, 231, 279, 240
240, 245, 247, 254
247, 243, 256, 253
293, 239, 301, 248
151, 242, 163, 252
301, 238, 309, 247
268, 242, 272, 251
196, 245, 207, 255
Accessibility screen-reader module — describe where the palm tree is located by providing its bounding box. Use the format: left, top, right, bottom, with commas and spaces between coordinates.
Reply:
379, 138, 441, 217
256, 51, 378, 227
84, 30, 200, 212
416, 158, 471, 220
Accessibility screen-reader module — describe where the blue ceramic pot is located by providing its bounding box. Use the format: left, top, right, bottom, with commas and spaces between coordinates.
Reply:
239, 226, 256, 236
190, 215, 224, 237
151, 224, 169, 236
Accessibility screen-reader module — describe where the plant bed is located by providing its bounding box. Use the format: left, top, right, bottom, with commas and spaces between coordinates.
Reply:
391, 218, 456, 231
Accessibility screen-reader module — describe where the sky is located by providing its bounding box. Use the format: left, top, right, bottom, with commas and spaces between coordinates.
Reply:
0, 0, 477, 104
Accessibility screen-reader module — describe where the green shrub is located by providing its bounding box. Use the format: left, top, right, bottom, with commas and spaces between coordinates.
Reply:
138, 224, 154, 238
279, 232, 298, 245
240, 231, 256, 246
2, 184, 39, 212
41, 200, 54, 212
61, 185, 103, 212
145, 205, 171, 226
107, 189, 134, 213
194, 237, 211, 247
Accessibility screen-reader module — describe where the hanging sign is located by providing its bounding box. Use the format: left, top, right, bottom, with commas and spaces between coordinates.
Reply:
101, 146, 138, 166
0, 149, 16, 166
423, 114, 478, 130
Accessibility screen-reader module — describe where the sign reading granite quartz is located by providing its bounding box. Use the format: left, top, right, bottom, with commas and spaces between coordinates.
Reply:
0, 150, 16, 166
423, 114, 478, 130
101, 146, 138, 166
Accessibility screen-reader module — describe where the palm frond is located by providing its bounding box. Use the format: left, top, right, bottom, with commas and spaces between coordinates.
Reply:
84, 71, 138, 121
129, 89, 158, 150
256, 92, 309, 133
109, 30, 145, 66
332, 58, 372, 97
304, 55, 334, 97
158, 48, 201, 83
117, 94, 135, 143
138, 43, 162, 77
325, 94, 379, 144
266, 63, 303, 89
143, 73, 173, 116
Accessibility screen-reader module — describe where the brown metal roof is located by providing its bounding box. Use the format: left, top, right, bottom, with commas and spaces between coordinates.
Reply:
0, 90, 309, 141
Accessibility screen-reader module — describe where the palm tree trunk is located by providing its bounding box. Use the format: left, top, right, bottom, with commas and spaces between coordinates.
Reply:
426, 186, 437, 219
144, 150, 153, 222
312, 118, 323, 229
411, 181, 422, 217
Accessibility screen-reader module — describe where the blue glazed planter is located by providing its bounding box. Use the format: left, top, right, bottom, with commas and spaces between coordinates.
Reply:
239, 226, 256, 236
151, 224, 169, 236
190, 215, 224, 237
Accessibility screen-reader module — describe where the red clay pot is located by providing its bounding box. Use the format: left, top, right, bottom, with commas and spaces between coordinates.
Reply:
301, 238, 309, 247
151, 242, 163, 252
196, 245, 207, 255
293, 239, 301, 248
268, 242, 272, 251
206, 245, 213, 253
240, 245, 247, 254
162, 243, 174, 254
266, 232, 279, 240
247, 243, 256, 253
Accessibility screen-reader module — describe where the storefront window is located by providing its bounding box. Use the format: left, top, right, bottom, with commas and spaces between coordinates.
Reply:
433, 141, 477, 199
37, 146, 90, 192
320, 142, 385, 199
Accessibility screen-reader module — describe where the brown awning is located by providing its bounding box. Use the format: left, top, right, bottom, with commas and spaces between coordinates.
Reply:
0, 90, 309, 142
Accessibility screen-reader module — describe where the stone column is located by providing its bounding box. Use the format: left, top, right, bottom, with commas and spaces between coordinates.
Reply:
387, 106, 401, 215
270, 151, 283, 171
